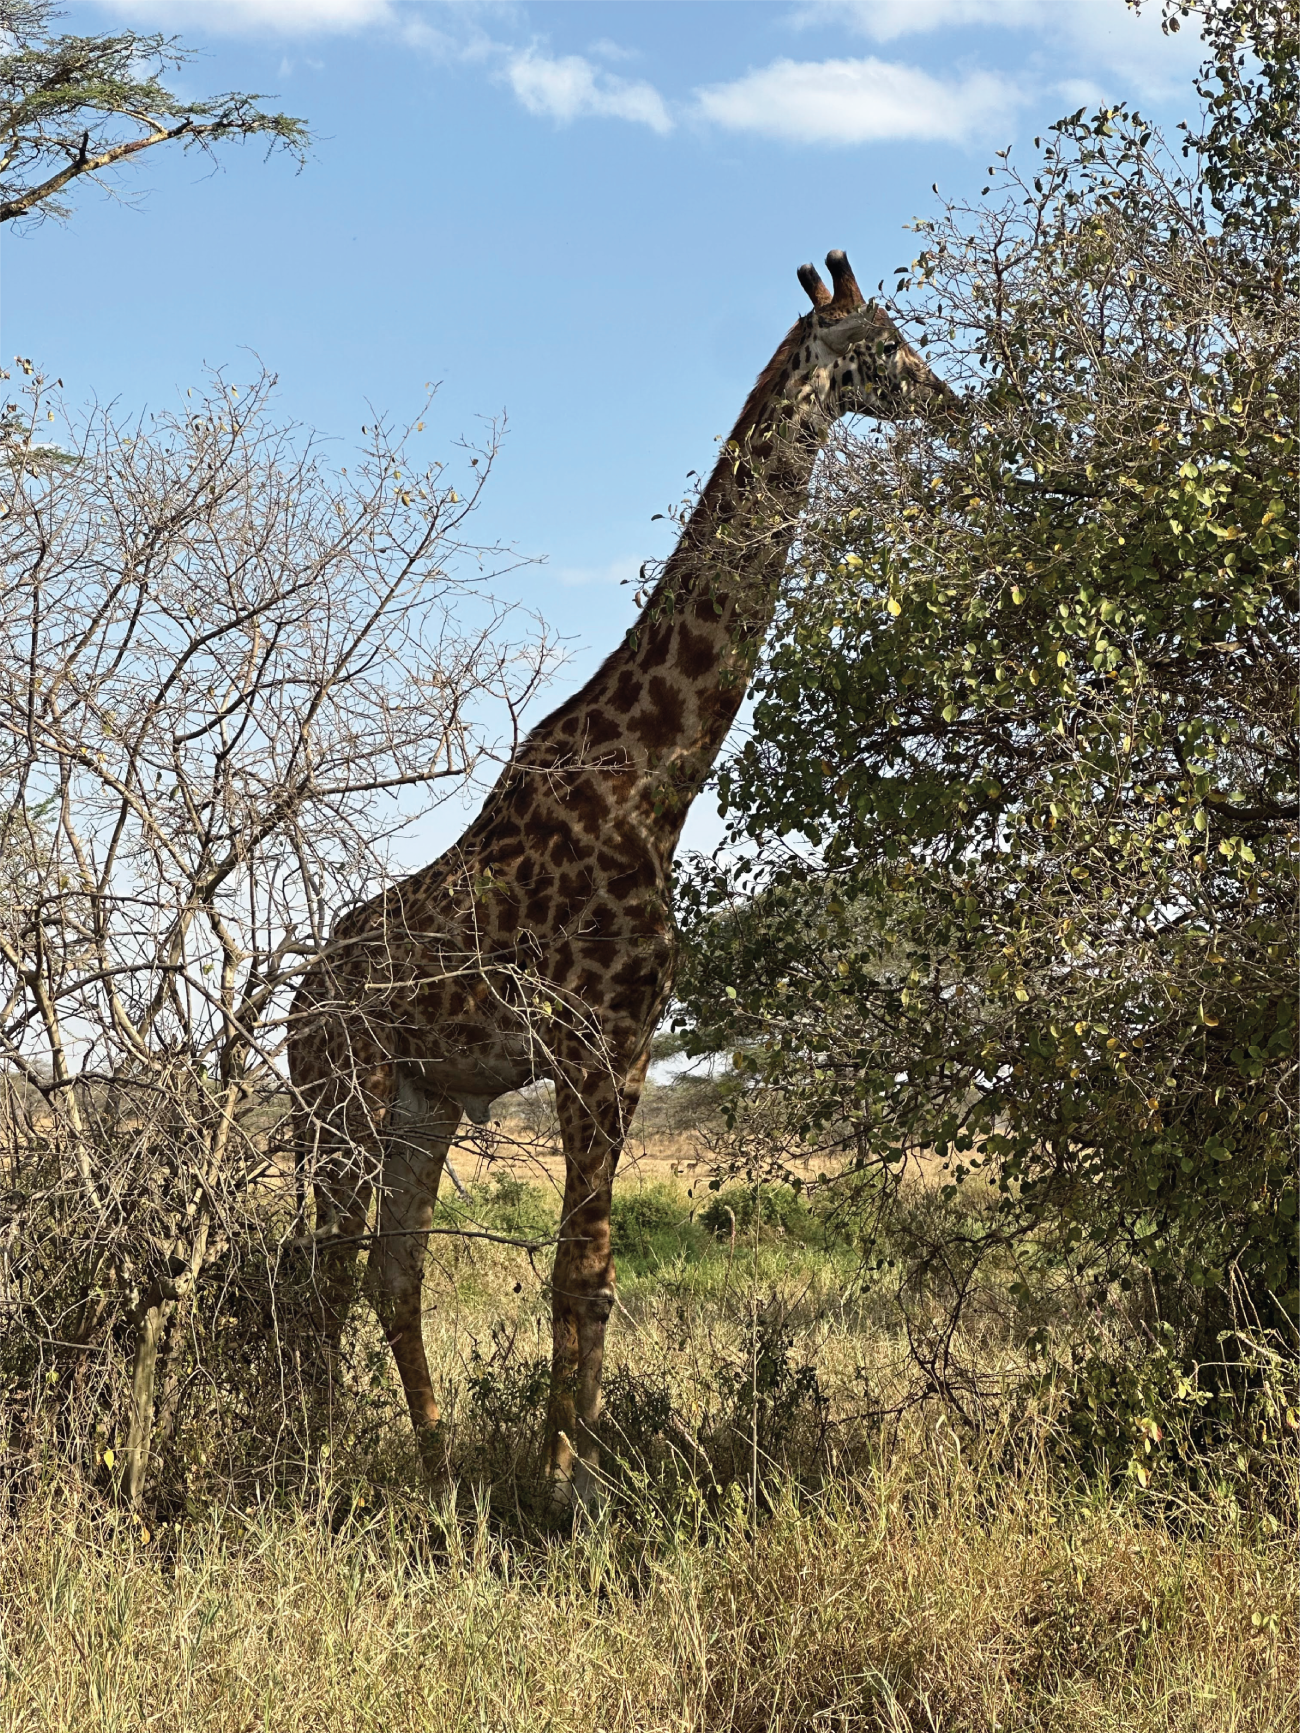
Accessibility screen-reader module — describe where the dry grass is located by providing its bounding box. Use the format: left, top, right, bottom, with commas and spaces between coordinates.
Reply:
3, 1170, 1294, 1732
462, 1114, 725, 1192
1, 1449, 1292, 1733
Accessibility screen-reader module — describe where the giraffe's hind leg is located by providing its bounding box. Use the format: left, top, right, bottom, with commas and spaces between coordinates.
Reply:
364, 1076, 460, 1470
309, 1150, 374, 1372
293, 1062, 392, 1412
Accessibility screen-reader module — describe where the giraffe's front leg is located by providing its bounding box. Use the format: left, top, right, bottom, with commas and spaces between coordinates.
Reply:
548, 1055, 646, 1507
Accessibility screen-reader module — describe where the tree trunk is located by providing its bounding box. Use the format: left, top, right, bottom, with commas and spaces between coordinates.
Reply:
122, 1285, 170, 1505
150, 1300, 189, 1452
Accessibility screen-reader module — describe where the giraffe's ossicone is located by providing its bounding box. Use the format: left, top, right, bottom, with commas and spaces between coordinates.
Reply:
288, 251, 956, 1502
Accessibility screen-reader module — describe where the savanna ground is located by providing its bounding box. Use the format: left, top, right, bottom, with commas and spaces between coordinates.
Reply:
1, 1085, 1294, 1733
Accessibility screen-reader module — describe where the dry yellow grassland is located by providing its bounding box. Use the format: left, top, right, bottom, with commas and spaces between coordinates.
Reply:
1, 1455, 1292, 1733
1, 1166, 1293, 1733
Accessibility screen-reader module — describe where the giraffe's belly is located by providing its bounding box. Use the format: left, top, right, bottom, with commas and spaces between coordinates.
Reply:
402, 1039, 539, 1125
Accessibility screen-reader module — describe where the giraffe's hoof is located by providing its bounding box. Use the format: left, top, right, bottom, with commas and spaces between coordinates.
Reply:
571, 1458, 609, 1522
413, 1426, 449, 1487
550, 1472, 608, 1522
550, 1429, 578, 1510
551, 1441, 607, 1521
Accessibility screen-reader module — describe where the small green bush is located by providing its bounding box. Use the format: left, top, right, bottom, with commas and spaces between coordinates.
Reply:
707, 1306, 830, 1483
1043, 1325, 1299, 1506
700, 1183, 815, 1243
610, 1183, 698, 1268
457, 1172, 555, 1240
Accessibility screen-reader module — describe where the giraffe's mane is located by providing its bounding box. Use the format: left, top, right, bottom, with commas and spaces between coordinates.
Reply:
723, 314, 812, 454
661, 310, 813, 539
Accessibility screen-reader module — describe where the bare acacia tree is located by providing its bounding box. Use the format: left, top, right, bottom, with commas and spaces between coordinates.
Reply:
0, 367, 554, 1502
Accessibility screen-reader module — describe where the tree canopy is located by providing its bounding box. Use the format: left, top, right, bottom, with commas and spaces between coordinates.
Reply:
675, 0, 1298, 1359
0, 0, 308, 227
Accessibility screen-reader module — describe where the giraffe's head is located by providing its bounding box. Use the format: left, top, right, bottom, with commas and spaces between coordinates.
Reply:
788, 250, 956, 420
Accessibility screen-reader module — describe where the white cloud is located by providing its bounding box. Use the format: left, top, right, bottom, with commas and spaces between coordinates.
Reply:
1054, 76, 1107, 108
1054, 1, 1205, 102
586, 38, 639, 65
793, 0, 1205, 102
794, 0, 1042, 41
553, 557, 645, 590
695, 55, 1019, 145
91, 0, 1202, 146
399, 15, 498, 65
504, 49, 672, 134
93, 0, 395, 33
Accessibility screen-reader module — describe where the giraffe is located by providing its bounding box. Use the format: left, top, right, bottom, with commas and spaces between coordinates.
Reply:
288, 250, 955, 1501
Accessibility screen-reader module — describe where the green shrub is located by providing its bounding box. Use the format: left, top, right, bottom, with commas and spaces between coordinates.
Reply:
700, 1183, 814, 1243
705, 1305, 831, 1487
1042, 1325, 1299, 1508
610, 1183, 698, 1268
451, 1172, 556, 1240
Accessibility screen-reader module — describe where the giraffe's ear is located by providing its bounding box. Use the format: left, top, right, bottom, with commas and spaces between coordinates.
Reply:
825, 250, 866, 313
798, 263, 832, 309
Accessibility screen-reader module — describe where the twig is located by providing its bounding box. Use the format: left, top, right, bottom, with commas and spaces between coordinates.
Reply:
281, 1223, 557, 1254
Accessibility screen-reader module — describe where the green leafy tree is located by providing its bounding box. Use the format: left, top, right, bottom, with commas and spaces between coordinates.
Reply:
0, 0, 308, 227
677, 0, 1297, 1357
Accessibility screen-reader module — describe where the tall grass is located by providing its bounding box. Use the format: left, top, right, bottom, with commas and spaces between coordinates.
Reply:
3, 1442, 1293, 1733
2, 1172, 1294, 1731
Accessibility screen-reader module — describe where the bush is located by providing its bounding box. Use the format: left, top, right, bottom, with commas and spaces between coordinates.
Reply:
704, 1304, 831, 1490
452, 1173, 557, 1242
0, 367, 547, 1508
700, 1183, 814, 1243
610, 1184, 698, 1267
676, 0, 1299, 1391
1044, 1325, 1298, 1509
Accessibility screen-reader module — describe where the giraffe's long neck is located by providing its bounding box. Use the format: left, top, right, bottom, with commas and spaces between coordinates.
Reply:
517, 312, 830, 856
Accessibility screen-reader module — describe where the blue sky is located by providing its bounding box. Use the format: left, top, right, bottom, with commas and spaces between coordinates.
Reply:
5, 0, 1207, 855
